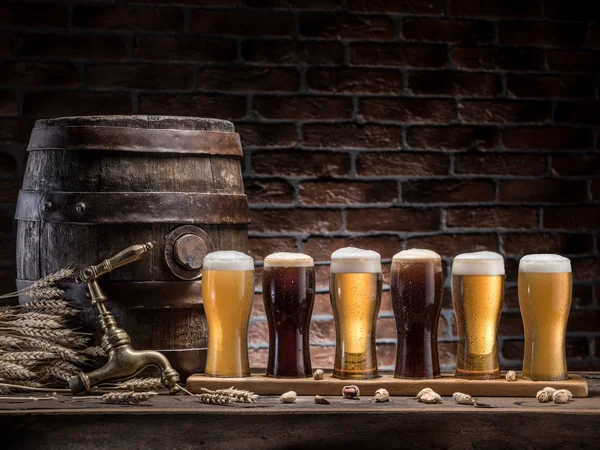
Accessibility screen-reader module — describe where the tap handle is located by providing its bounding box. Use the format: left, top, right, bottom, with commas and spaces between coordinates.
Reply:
77, 242, 154, 283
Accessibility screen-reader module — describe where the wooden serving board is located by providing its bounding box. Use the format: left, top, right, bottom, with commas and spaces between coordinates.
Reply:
187, 372, 588, 397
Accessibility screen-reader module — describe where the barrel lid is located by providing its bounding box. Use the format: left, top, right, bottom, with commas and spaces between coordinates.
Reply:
28, 115, 241, 155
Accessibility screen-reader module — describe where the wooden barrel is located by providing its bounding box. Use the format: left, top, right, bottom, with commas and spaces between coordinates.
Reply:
15, 115, 249, 380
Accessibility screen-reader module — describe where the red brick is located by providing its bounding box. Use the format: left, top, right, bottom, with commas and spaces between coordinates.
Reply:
299, 13, 395, 39
247, 237, 298, 262
21, 33, 128, 60
568, 311, 600, 331
302, 235, 402, 260
248, 209, 342, 234
376, 343, 397, 368
499, 180, 587, 204
544, 0, 598, 21
504, 258, 519, 284
245, 179, 295, 205
299, 181, 397, 205
0, 181, 20, 203
407, 234, 497, 258
360, 98, 457, 123
0, 119, 35, 145
498, 21, 588, 47
306, 68, 402, 94
0, 152, 17, 179
198, 67, 299, 92
454, 153, 546, 176
552, 154, 600, 176
450, 0, 542, 18
0, 2, 67, 28
242, 40, 343, 65
507, 75, 595, 99
499, 313, 524, 336
23, 92, 131, 117
0, 32, 13, 56
310, 319, 336, 344
0, 62, 79, 88
346, 208, 441, 232
313, 293, 333, 315
0, 239, 16, 267
452, 46, 544, 71
248, 321, 269, 345
139, 94, 246, 119
501, 339, 523, 360
73, 5, 183, 31
502, 127, 592, 150
310, 346, 335, 368
134, 36, 237, 62
460, 100, 551, 124
252, 150, 351, 177
501, 233, 594, 256
191, 10, 293, 36
447, 207, 539, 229
547, 51, 600, 73
303, 124, 402, 149
439, 342, 458, 367
314, 265, 331, 290
253, 96, 352, 120
404, 179, 495, 204
0, 93, 17, 117
380, 291, 392, 313
402, 19, 494, 43
408, 71, 500, 97
543, 206, 600, 230
566, 337, 590, 359
408, 126, 498, 150
87, 64, 193, 90
347, 0, 443, 13
376, 317, 397, 340
349, 43, 447, 68
248, 348, 268, 367
571, 258, 600, 281
251, 293, 265, 318
356, 152, 450, 176
236, 123, 297, 148
555, 102, 600, 125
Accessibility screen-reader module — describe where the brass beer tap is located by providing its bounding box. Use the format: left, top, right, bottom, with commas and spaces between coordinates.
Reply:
68, 242, 181, 395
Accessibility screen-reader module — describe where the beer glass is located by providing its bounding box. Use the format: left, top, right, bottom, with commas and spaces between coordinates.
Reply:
519, 254, 572, 381
263, 252, 315, 378
391, 249, 443, 379
202, 251, 254, 378
452, 251, 504, 379
330, 247, 382, 380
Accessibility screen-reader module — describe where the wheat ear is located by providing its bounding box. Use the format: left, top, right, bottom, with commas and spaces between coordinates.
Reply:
201, 386, 259, 403
38, 360, 80, 381
20, 299, 79, 316
3, 318, 64, 330
101, 391, 158, 404
110, 378, 163, 392
197, 393, 234, 405
81, 346, 106, 357
0, 351, 57, 362
28, 267, 75, 290
0, 362, 35, 380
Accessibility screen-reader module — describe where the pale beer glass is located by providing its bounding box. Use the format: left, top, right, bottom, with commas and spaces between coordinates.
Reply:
519, 254, 572, 381
391, 249, 443, 379
202, 251, 254, 378
452, 251, 505, 379
263, 252, 315, 378
330, 247, 382, 380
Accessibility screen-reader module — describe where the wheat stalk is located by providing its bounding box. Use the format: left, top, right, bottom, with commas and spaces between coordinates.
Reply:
0, 351, 57, 362
4, 318, 64, 330
38, 360, 80, 381
0, 362, 35, 380
197, 393, 234, 405
20, 299, 79, 316
21, 287, 65, 299
81, 346, 106, 357
19, 312, 67, 322
200, 386, 258, 403
7, 328, 89, 348
0, 267, 74, 300
109, 378, 163, 392
101, 391, 158, 404
18, 338, 84, 364
0, 335, 27, 347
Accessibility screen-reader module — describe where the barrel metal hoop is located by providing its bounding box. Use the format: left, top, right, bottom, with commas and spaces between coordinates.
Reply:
16, 279, 203, 309
15, 190, 250, 224
27, 126, 243, 156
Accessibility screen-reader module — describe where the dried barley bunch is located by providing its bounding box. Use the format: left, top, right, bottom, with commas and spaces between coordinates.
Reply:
101, 391, 158, 404
198, 393, 234, 405
0, 267, 74, 300
111, 378, 164, 392
0, 362, 35, 380
201, 386, 258, 403
38, 360, 80, 382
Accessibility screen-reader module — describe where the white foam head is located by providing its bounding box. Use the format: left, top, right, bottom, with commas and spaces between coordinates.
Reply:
452, 251, 504, 276
519, 254, 571, 273
393, 249, 441, 261
203, 251, 254, 271
264, 252, 313, 268
330, 247, 381, 273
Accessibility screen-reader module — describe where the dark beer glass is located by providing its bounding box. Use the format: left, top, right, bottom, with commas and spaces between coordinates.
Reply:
263, 252, 315, 378
391, 249, 443, 379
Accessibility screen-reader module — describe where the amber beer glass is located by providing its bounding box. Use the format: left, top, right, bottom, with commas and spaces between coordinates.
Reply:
391, 249, 443, 379
452, 251, 505, 379
263, 252, 315, 378
202, 251, 254, 378
519, 254, 572, 381
330, 247, 382, 379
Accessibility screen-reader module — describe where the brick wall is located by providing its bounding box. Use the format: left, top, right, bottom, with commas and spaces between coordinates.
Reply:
0, 0, 599, 372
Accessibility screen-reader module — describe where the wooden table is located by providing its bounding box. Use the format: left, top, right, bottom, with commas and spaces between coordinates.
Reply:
1, 373, 599, 450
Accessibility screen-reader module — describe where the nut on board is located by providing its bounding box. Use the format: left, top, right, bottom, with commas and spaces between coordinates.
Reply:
453, 392, 475, 405
374, 388, 389, 403
505, 370, 516, 381
314, 395, 330, 405
342, 385, 360, 400
280, 391, 297, 403
313, 369, 324, 380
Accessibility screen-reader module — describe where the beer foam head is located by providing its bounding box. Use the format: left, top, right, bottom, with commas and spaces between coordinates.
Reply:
519, 254, 571, 273
203, 251, 254, 271
452, 251, 504, 276
330, 247, 381, 273
264, 252, 313, 268
393, 249, 441, 261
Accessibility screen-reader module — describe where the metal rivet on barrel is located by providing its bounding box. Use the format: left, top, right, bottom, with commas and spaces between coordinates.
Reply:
173, 234, 208, 271
42, 202, 53, 213
75, 202, 86, 214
